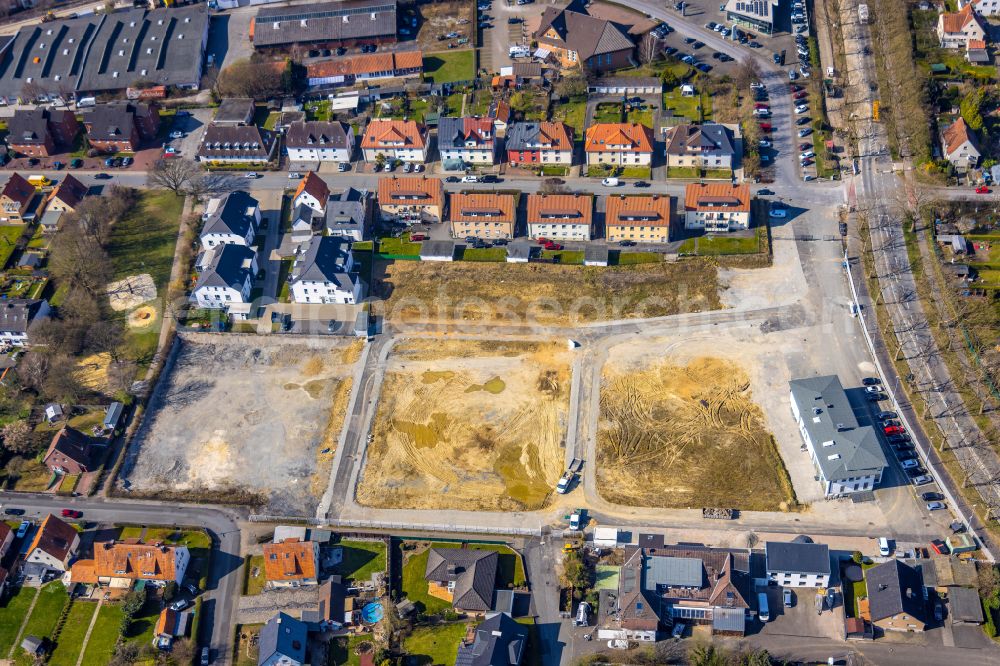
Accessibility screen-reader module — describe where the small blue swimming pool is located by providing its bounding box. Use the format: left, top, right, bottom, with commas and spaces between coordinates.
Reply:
361, 601, 384, 624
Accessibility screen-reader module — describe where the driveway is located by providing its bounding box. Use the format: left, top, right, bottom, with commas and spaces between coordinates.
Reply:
754, 584, 842, 639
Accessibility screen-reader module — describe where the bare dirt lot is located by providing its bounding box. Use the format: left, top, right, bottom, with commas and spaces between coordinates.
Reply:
411, 0, 474, 52
356, 340, 571, 511
597, 353, 796, 512
375, 261, 722, 326
119, 334, 360, 515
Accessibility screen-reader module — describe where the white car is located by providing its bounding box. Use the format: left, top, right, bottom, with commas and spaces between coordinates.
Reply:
789, 69, 798, 80
901, 459, 919, 470
607, 639, 629, 650
383, 162, 394, 172
759, 139, 772, 148
800, 150, 815, 159
769, 206, 786, 219
244, 172, 259, 179
169, 131, 185, 139
461, 175, 479, 183
602, 177, 620, 187
795, 104, 809, 114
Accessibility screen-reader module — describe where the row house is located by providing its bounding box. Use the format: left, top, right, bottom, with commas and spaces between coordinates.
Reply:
683, 183, 751, 232
438, 117, 497, 167
83, 103, 159, 153
46, 174, 88, 214
605, 194, 672, 243
526, 193, 593, 241
305, 51, 423, 88
377, 176, 444, 224
505, 121, 574, 167
361, 119, 428, 163
585, 123, 654, 168
449, 192, 517, 240
6, 108, 80, 157
196, 124, 277, 164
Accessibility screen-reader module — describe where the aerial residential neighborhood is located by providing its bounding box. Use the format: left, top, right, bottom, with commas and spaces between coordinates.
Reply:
0, 0, 997, 665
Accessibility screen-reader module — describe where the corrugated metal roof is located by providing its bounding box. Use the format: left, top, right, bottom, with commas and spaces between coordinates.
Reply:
645, 556, 702, 589
712, 606, 746, 632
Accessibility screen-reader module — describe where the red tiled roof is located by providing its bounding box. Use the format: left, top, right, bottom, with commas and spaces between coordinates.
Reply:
684, 183, 750, 212
377, 176, 443, 208
306, 51, 423, 79
605, 194, 671, 227
1, 173, 34, 206
262, 539, 317, 582
293, 172, 330, 206
27, 514, 77, 563
526, 193, 593, 226
361, 119, 427, 150
584, 123, 653, 153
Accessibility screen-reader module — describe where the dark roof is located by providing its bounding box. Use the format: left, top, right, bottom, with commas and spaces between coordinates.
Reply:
51, 174, 87, 208
84, 103, 140, 143
252, 0, 398, 48
455, 613, 527, 666
2, 173, 35, 207
290, 236, 357, 293
665, 123, 735, 157
949, 586, 985, 623
286, 120, 352, 150
44, 426, 94, 468
0, 298, 46, 333
301, 578, 347, 625
0, 14, 104, 100
765, 541, 831, 576
425, 548, 498, 611
26, 514, 77, 563
195, 244, 256, 291
505, 122, 573, 152
638, 533, 664, 550
215, 98, 255, 125
535, 4, 634, 61
866, 560, 926, 623
257, 613, 307, 666
202, 190, 259, 239
326, 187, 370, 235
198, 124, 276, 160
7, 108, 49, 145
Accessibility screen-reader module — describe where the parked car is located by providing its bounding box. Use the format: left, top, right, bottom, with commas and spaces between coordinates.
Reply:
544, 242, 563, 251
619, 240, 637, 247
95, 172, 112, 179
976, 185, 990, 194
288, 172, 302, 179
783, 588, 794, 607
884, 425, 905, 435
912, 474, 933, 486
3, 507, 25, 515
877, 410, 897, 420
169, 599, 190, 612
121, 156, 133, 167
16, 521, 30, 538
69, 158, 83, 169
901, 459, 919, 469
169, 131, 185, 139
798, 128, 813, 137
927, 501, 946, 511
245, 172, 259, 179
60, 509, 82, 518
930, 539, 949, 554
922, 492, 944, 502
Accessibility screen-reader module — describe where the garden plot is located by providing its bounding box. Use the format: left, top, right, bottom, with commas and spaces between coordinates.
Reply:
118, 334, 359, 515
356, 340, 570, 512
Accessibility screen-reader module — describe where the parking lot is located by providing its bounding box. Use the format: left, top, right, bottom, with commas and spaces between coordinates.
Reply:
480, 0, 538, 74
160, 108, 214, 160
755, 584, 844, 640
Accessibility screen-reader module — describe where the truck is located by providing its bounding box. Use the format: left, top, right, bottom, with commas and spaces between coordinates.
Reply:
858, 3, 869, 24
556, 458, 584, 494
568, 508, 585, 531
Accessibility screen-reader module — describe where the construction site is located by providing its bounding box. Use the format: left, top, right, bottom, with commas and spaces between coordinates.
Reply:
597, 341, 797, 512
118, 335, 361, 515
355, 339, 571, 512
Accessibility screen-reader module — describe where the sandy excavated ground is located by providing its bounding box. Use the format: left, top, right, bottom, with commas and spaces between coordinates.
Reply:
356, 340, 570, 512
119, 335, 360, 515
107, 273, 156, 311
598, 354, 795, 511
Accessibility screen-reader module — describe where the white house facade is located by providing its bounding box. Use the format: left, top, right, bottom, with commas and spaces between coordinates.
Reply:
765, 541, 831, 588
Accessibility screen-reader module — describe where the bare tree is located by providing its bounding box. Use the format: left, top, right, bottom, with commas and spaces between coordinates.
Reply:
147, 158, 201, 195
554, 69, 588, 100
638, 33, 660, 65
17, 352, 50, 394
19, 81, 44, 104
48, 224, 112, 296
215, 59, 287, 100
1, 420, 34, 454
735, 58, 762, 91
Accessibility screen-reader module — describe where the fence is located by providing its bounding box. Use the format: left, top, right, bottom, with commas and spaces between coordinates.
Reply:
248, 514, 546, 537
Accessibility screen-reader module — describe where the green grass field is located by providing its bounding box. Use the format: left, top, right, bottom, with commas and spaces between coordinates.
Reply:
593, 103, 623, 124
551, 99, 585, 134
21, 582, 69, 641
459, 247, 507, 262
0, 586, 37, 656
678, 234, 759, 255
123, 597, 160, 650
48, 602, 97, 666
109, 190, 183, 289
378, 234, 422, 256
335, 539, 387, 584
401, 548, 452, 615
0, 225, 26, 270
404, 622, 468, 666
663, 89, 711, 122
423, 50, 475, 84
244, 555, 266, 595
80, 604, 124, 666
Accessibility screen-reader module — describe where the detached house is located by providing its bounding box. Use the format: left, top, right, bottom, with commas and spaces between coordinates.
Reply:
286, 121, 354, 164
0, 298, 50, 346
90, 540, 190, 587
506, 122, 574, 167
263, 539, 320, 589
526, 193, 593, 241
192, 244, 258, 318
789, 375, 888, 497
941, 117, 981, 171
964, 0, 1000, 18
765, 540, 831, 588
377, 176, 444, 224
361, 119, 429, 163
0, 172, 36, 223
83, 103, 159, 153
325, 188, 373, 242
25, 515, 80, 581
258, 613, 308, 666
683, 183, 751, 232
197, 124, 277, 164
43, 426, 97, 475
424, 548, 498, 612
46, 174, 88, 213
585, 123, 654, 167
456, 613, 528, 666
449, 192, 517, 240
605, 194, 672, 243
937, 5, 986, 49
289, 236, 361, 305
534, 1, 635, 71
438, 117, 497, 167
293, 172, 331, 214
664, 123, 737, 172
865, 560, 927, 632
6, 108, 80, 157
200, 191, 260, 251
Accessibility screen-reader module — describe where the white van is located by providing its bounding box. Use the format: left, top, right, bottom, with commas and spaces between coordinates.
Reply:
602, 177, 620, 187
878, 537, 891, 556
758, 592, 770, 622
461, 175, 479, 183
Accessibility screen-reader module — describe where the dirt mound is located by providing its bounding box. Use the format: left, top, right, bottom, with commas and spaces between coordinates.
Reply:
597, 356, 795, 511
127, 305, 158, 329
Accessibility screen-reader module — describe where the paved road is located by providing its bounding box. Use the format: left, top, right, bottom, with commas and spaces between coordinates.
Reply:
0, 492, 244, 666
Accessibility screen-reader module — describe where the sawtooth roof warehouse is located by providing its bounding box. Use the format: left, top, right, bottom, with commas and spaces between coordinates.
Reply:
0, 6, 209, 105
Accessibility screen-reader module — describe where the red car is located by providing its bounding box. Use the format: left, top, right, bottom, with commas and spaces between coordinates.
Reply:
544, 242, 563, 251
975, 185, 990, 194
409, 234, 426, 241
930, 539, 949, 555
884, 425, 905, 435
61, 509, 82, 518
758, 122, 772, 132
794, 91, 807, 99
754, 102, 769, 109
536, 237, 548, 245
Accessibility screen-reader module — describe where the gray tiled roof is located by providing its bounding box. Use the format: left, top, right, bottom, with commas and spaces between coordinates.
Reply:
645, 556, 702, 589
257, 613, 307, 666
202, 191, 259, 239
253, 0, 397, 48
7, 108, 49, 145
0, 298, 45, 334
665, 123, 735, 158
789, 375, 887, 482
455, 613, 527, 666
291, 236, 357, 293
215, 98, 255, 125
764, 541, 831, 576
425, 548, 498, 611
536, 4, 634, 61
866, 559, 926, 623
195, 244, 255, 291
286, 120, 352, 150
325, 188, 370, 236
84, 103, 137, 143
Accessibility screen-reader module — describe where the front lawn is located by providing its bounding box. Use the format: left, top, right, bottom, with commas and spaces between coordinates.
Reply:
80, 603, 124, 666
593, 103, 623, 124
48, 602, 97, 666
335, 539, 387, 584
459, 247, 507, 262
378, 234, 422, 256
423, 50, 475, 84
108, 190, 183, 289
403, 622, 468, 666
244, 555, 266, 595
401, 547, 453, 615
619, 167, 651, 179
678, 234, 759, 256
0, 586, 37, 656
0, 225, 25, 269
